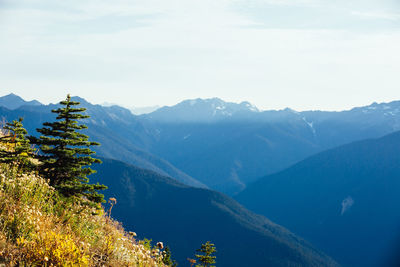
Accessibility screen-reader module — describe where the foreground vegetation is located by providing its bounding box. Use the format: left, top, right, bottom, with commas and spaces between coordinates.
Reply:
0, 162, 167, 266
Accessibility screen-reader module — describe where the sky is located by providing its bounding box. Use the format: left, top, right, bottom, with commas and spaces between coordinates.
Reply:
0, 0, 399, 111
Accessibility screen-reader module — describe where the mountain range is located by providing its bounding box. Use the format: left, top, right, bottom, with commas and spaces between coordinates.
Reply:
1, 93, 400, 195
138, 97, 400, 194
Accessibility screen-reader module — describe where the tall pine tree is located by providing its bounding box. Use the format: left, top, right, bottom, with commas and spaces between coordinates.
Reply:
0, 118, 35, 171
30, 94, 106, 206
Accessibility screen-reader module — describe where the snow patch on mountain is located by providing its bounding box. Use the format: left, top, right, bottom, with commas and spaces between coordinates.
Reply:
360, 101, 400, 115
302, 117, 316, 136
384, 111, 395, 116
241, 101, 259, 112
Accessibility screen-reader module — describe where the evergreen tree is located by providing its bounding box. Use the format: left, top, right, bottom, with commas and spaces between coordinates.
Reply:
30, 94, 106, 206
195, 241, 217, 267
0, 118, 35, 171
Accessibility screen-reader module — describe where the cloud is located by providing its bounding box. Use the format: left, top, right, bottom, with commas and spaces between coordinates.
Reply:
351, 11, 400, 21
232, 0, 400, 30
0, 0, 400, 109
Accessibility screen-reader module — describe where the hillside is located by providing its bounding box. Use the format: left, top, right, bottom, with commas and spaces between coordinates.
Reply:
94, 158, 338, 267
0, 151, 167, 266
236, 131, 400, 266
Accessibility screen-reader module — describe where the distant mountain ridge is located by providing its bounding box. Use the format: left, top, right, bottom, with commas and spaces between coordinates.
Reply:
137, 98, 400, 194
236, 131, 400, 266
143, 97, 259, 122
2, 93, 400, 194
0, 93, 42, 110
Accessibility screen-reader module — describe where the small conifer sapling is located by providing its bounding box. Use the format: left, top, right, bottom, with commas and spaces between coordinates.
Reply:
0, 117, 35, 172
195, 241, 216, 267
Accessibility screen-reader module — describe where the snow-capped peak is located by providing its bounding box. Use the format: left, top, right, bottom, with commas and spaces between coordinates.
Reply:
146, 97, 260, 122
359, 100, 400, 116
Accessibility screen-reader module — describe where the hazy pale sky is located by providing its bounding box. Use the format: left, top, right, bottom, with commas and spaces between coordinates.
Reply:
0, 0, 399, 111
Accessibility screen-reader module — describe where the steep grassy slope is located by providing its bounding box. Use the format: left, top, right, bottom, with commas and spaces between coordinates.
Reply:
94, 158, 338, 267
236, 131, 400, 266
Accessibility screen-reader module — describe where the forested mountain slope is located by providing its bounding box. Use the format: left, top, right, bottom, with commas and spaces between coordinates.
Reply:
94, 158, 338, 267
236, 131, 400, 266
